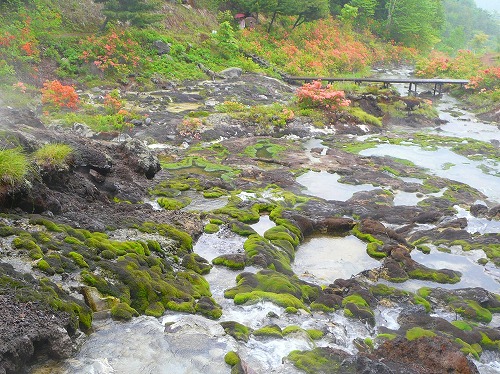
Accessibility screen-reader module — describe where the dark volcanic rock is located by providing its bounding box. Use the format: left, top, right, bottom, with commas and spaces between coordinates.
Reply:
374, 336, 479, 374
0, 294, 73, 374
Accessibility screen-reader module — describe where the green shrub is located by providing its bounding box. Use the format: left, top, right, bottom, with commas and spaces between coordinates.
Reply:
33, 143, 73, 169
0, 148, 29, 186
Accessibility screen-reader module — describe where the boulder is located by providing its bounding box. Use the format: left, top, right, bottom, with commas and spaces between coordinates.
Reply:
219, 67, 243, 79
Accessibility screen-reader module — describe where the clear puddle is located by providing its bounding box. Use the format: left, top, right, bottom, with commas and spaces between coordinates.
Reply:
250, 215, 276, 236
359, 144, 500, 203
293, 236, 381, 285
296, 171, 378, 201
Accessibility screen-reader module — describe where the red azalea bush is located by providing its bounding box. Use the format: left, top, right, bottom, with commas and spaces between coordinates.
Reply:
41, 80, 79, 109
296, 80, 350, 110
80, 30, 141, 77
466, 67, 500, 91
416, 50, 483, 78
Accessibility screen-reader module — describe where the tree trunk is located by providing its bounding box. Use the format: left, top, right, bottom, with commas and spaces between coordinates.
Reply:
268, 11, 277, 33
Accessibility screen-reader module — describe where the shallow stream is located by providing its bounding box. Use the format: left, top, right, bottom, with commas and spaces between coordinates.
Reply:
33, 73, 500, 374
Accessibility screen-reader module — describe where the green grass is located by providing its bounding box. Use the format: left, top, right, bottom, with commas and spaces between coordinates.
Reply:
33, 143, 73, 169
0, 148, 29, 186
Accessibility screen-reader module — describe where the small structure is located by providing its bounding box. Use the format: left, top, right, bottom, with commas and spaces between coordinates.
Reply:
235, 13, 246, 29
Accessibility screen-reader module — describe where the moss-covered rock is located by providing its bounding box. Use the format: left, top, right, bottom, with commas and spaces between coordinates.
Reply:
204, 223, 219, 234
342, 294, 375, 325
157, 196, 192, 210
253, 324, 283, 338
287, 347, 356, 374
111, 302, 139, 320
181, 253, 212, 275
212, 253, 247, 270
224, 351, 241, 366
195, 296, 222, 319
220, 321, 252, 342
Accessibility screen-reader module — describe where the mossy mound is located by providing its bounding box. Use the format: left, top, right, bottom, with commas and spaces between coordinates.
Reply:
408, 266, 461, 284
224, 351, 241, 366
243, 234, 294, 274
342, 294, 375, 326
111, 302, 139, 320
220, 321, 252, 342
212, 253, 247, 270
204, 223, 220, 233
195, 296, 222, 319
287, 347, 356, 374
231, 221, 257, 236
157, 196, 192, 210
253, 324, 283, 338
224, 269, 319, 308
181, 253, 212, 275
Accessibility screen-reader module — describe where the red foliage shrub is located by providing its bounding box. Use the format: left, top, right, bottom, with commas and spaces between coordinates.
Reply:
41, 80, 79, 109
296, 80, 350, 110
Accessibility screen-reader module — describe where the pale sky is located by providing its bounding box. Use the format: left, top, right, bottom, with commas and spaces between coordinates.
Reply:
475, 0, 500, 13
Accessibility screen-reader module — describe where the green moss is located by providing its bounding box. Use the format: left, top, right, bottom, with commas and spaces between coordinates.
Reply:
68, 251, 89, 268
145, 301, 165, 317
101, 249, 117, 260
29, 218, 65, 232
263, 225, 299, 247
33, 143, 73, 169
139, 222, 193, 253
310, 302, 335, 312
283, 325, 303, 335
455, 338, 480, 360
416, 245, 431, 254
342, 294, 369, 308
233, 291, 307, 311
285, 306, 299, 314
220, 321, 252, 342
376, 333, 397, 341
347, 106, 382, 127
212, 255, 246, 270
451, 320, 473, 331
408, 267, 461, 284
224, 351, 241, 366
204, 223, 219, 233
231, 222, 256, 236
452, 300, 492, 323
157, 196, 192, 210
406, 327, 436, 341
111, 302, 139, 320
288, 347, 356, 374
417, 287, 432, 299
195, 296, 222, 319
253, 324, 283, 338
203, 187, 228, 198
36, 259, 55, 275
181, 253, 212, 275
366, 242, 387, 258
166, 300, 196, 314
413, 295, 431, 312
307, 329, 324, 340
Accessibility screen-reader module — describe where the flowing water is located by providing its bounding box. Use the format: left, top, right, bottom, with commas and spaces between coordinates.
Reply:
35, 74, 500, 373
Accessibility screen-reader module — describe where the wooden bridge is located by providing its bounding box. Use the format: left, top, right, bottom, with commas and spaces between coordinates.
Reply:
283, 76, 469, 96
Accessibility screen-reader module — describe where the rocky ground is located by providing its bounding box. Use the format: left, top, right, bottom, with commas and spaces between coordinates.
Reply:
0, 72, 499, 373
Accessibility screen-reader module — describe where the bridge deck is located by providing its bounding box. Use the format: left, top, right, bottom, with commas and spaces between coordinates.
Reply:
284, 77, 469, 95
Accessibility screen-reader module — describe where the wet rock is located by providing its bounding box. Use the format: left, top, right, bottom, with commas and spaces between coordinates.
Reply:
470, 203, 489, 218
375, 336, 479, 373
219, 67, 243, 79
152, 40, 171, 55
0, 293, 73, 374
314, 217, 355, 234
121, 138, 161, 179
